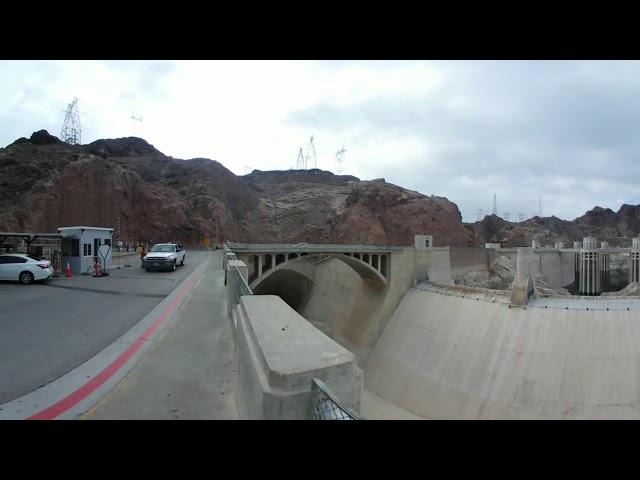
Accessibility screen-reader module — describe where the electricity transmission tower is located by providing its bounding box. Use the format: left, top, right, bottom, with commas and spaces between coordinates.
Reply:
305, 135, 317, 170
296, 148, 305, 169
518, 212, 525, 222
336, 146, 346, 174
538, 196, 542, 217
61, 97, 83, 145
477, 209, 483, 221
503, 212, 510, 222
493, 193, 497, 215
130, 114, 143, 136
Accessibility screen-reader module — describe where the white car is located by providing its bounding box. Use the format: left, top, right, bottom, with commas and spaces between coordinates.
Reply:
0, 253, 54, 284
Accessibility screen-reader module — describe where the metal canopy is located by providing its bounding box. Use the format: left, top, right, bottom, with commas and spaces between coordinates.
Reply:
0, 232, 65, 247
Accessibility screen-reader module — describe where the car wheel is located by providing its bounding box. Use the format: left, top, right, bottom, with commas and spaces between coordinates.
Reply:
180, 256, 185, 266
172, 260, 176, 271
20, 271, 34, 284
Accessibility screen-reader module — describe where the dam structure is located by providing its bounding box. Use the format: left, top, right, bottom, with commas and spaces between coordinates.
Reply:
224, 234, 640, 420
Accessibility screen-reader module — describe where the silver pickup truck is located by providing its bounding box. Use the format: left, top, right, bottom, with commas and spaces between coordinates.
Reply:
142, 243, 186, 272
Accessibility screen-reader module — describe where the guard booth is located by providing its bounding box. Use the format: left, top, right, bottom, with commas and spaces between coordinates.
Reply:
58, 226, 114, 274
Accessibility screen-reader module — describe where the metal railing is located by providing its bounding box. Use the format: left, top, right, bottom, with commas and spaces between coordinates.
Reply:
232, 265, 253, 305
310, 378, 363, 420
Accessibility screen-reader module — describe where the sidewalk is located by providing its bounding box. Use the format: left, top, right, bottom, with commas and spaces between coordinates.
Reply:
79, 248, 238, 420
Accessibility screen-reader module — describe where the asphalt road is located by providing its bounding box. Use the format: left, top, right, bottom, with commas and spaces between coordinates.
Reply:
0, 250, 208, 404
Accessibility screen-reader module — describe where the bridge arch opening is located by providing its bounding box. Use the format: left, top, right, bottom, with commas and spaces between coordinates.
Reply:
252, 269, 313, 312
263, 254, 273, 274
276, 253, 286, 266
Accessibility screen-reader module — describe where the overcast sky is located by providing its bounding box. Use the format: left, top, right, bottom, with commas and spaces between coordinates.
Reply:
1, 60, 638, 223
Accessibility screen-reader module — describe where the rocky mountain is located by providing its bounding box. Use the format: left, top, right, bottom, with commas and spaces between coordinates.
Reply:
0, 130, 473, 247
468, 204, 640, 248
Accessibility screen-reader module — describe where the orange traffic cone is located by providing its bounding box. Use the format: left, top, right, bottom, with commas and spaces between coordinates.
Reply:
65, 263, 72, 277
94, 261, 102, 277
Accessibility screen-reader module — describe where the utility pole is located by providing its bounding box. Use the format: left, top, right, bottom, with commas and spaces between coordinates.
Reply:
216, 219, 219, 245
493, 193, 497, 215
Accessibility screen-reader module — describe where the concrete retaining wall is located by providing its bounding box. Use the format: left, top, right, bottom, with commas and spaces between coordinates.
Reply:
449, 247, 493, 277
302, 251, 417, 368
415, 248, 452, 284
500, 249, 575, 288
365, 287, 640, 419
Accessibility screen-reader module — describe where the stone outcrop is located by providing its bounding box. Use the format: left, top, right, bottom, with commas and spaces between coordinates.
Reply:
468, 205, 640, 248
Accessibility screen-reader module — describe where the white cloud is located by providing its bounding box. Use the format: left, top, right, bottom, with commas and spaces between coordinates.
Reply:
2, 60, 640, 223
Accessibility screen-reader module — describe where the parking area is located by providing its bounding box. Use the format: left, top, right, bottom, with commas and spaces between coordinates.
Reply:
0, 250, 208, 404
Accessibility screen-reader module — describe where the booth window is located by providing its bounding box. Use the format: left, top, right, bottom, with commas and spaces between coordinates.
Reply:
83, 243, 92, 256
62, 238, 80, 256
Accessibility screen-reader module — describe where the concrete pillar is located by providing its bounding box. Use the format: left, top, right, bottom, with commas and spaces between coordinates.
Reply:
532, 239, 540, 249
631, 238, 640, 284
632, 252, 640, 284
554, 241, 564, 249
516, 247, 536, 281
583, 235, 597, 250
580, 250, 600, 295
573, 241, 582, 249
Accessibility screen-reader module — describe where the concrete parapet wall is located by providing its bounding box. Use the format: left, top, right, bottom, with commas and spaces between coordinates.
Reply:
234, 295, 363, 420
415, 248, 452, 284
450, 247, 493, 277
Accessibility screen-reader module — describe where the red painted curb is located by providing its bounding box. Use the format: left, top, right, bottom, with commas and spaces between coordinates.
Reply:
27, 261, 209, 420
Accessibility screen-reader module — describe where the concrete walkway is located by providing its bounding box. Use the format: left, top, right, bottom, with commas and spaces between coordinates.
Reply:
79, 248, 238, 420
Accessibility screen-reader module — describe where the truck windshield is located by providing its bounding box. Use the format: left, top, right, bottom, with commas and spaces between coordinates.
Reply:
150, 245, 174, 252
